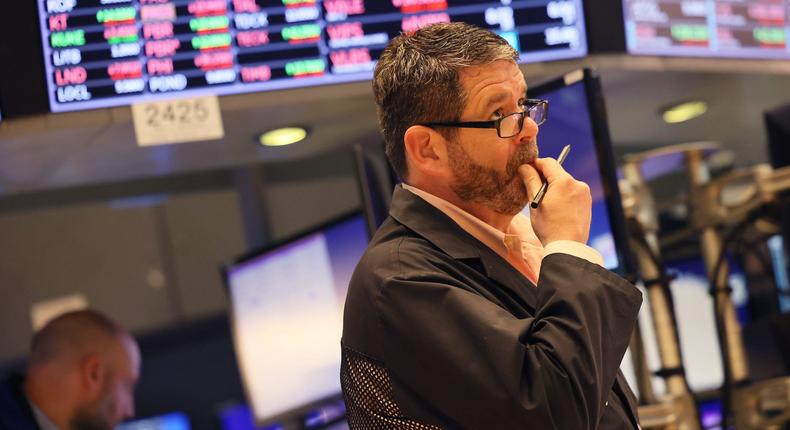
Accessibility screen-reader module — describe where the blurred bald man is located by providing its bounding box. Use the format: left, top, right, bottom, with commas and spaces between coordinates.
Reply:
0, 310, 140, 430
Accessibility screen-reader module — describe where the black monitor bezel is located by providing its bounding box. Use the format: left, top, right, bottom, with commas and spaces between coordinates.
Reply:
352, 143, 400, 239
224, 209, 364, 270
220, 209, 365, 428
765, 103, 790, 170
529, 68, 635, 277
583, 0, 627, 54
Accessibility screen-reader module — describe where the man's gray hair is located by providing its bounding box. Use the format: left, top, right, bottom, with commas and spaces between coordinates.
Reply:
372, 22, 519, 179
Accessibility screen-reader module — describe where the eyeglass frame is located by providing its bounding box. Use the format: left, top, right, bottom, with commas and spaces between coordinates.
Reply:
418, 98, 548, 138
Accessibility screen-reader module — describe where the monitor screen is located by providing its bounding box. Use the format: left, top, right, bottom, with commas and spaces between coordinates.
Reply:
219, 401, 348, 430
37, 0, 588, 113
225, 212, 368, 425
527, 69, 632, 274
619, 257, 748, 396
623, 0, 790, 59
117, 412, 191, 430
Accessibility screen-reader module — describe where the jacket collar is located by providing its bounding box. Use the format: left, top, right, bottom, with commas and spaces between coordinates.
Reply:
389, 185, 537, 295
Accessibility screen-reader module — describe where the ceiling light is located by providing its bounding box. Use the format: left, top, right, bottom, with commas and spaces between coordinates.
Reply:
662, 101, 708, 124
259, 127, 308, 146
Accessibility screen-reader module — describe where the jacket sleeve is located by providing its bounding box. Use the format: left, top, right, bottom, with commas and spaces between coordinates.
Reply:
376, 252, 642, 429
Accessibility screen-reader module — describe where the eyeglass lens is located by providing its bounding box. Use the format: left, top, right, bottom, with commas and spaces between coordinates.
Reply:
498, 113, 523, 138
499, 102, 547, 137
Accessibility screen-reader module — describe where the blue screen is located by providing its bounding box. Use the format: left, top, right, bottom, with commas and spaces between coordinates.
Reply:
227, 214, 368, 424
219, 403, 283, 430
117, 412, 191, 430
526, 78, 620, 270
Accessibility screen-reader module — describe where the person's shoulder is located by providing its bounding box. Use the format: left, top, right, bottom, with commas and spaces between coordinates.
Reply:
357, 217, 454, 278
0, 373, 23, 406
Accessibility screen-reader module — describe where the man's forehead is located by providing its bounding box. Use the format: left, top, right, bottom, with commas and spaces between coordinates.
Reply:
459, 62, 527, 96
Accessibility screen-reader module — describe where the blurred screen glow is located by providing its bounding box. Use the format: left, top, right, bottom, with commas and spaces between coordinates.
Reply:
227, 215, 368, 423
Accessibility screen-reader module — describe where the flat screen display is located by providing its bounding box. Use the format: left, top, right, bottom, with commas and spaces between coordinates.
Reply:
623, 0, 790, 59
225, 213, 368, 424
527, 70, 628, 273
117, 412, 191, 430
619, 257, 748, 396
37, 0, 588, 112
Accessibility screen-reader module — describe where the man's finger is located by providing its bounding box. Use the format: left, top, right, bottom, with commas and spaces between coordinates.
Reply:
518, 163, 543, 200
531, 157, 570, 182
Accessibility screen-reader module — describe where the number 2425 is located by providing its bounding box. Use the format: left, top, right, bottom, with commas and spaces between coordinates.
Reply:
144, 100, 209, 128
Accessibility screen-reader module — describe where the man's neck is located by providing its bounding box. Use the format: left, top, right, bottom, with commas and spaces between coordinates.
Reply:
23, 371, 71, 430
406, 181, 515, 232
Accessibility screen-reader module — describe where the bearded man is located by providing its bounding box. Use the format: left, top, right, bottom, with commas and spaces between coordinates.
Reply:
0, 310, 140, 430
340, 22, 643, 429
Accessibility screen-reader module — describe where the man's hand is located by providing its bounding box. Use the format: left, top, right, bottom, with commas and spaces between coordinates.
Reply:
519, 158, 592, 246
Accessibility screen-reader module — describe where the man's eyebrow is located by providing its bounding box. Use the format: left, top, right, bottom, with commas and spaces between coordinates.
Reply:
482, 86, 529, 111
482, 92, 509, 111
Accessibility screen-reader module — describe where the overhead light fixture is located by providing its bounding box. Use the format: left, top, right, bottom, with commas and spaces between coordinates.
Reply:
661, 101, 708, 124
258, 127, 308, 146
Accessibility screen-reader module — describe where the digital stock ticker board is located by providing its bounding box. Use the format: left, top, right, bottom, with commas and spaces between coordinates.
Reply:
37, 0, 588, 112
623, 0, 790, 59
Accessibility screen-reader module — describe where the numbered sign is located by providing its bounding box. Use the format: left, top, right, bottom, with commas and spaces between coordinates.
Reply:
131, 95, 224, 146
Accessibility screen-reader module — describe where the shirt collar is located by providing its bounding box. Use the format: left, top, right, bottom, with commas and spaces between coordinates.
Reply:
28, 399, 61, 430
401, 184, 542, 259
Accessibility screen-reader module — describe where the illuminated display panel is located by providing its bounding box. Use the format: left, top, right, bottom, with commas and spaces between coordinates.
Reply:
623, 0, 790, 59
37, 0, 588, 112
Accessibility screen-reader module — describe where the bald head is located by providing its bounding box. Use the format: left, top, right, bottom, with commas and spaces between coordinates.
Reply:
29, 310, 129, 367
24, 310, 140, 430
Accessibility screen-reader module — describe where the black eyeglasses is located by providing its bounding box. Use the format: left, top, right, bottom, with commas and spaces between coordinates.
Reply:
419, 99, 548, 138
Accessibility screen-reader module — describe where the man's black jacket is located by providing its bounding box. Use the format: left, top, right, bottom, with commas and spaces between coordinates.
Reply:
0, 374, 39, 430
340, 186, 643, 429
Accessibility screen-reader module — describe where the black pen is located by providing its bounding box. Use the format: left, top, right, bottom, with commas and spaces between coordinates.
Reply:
530, 144, 571, 209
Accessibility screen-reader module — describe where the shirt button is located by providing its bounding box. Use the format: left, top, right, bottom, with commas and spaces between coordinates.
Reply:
605, 401, 609, 407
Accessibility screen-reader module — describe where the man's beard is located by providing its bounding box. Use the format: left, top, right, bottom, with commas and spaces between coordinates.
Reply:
447, 140, 538, 216
70, 393, 116, 430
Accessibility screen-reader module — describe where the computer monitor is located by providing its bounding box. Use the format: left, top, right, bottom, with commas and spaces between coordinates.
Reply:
353, 143, 399, 237
765, 104, 790, 314
218, 401, 347, 430
623, 0, 790, 61
765, 103, 790, 170
528, 68, 634, 275
35, 1, 588, 113
223, 212, 368, 427
117, 412, 191, 430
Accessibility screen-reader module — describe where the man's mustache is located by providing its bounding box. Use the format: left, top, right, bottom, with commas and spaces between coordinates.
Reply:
505, 140, 537, 179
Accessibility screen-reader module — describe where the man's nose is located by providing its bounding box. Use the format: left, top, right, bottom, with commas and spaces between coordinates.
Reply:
517, 116, 539, 144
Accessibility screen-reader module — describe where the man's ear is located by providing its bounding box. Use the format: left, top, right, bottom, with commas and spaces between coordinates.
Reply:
79, 354, 105, 397
403, 125, 448, 179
